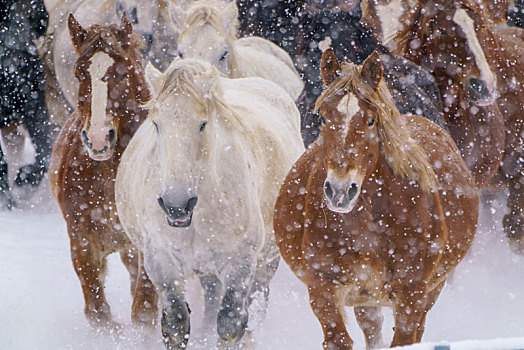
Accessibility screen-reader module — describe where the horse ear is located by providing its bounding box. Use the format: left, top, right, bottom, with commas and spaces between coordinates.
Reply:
222, 1, 238, 31
320, 49, 341, 87
361, 51, 383, 91
145, 61, 163, 97
68, 13, 87, 53
118, 12, 133, 50
168, 1, 185, 33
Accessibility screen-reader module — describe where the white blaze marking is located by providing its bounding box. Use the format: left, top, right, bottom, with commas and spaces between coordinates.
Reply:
318, 36, 332, 52
88, 52, 113, 149
453, 8, 496, 92
376, 0, 405, 44
337, 92, 361, 139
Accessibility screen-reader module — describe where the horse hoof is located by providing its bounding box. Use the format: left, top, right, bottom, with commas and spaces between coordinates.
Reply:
14, 164, 45, 188
161, 304, 190, 349
217, 308, 248, 343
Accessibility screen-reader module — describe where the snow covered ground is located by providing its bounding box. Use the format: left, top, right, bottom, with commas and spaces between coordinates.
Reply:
1, 146, 524, 349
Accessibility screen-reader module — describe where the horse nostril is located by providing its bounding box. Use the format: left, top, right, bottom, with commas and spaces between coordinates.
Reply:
157, 196, 167, 214
324, 181, 334, 199
347, 183, 359, 201
186, 196, 198, 212
107, 128, 116, 144
81, 129, 92, 149
469, 77, 489, 95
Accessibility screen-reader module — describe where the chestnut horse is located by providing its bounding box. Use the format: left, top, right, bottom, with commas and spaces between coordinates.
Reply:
274, 50, 479, 349
49, 14, 157, 328
394, 0, 524, 252
393, 0, 506, 190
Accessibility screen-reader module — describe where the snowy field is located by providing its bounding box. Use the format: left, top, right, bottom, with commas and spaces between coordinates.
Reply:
2, 142, 524, 350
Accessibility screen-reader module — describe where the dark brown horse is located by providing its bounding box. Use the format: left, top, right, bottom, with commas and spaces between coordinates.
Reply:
393, 0, 524, 253
273, 50, 479, 349
49, 14, 157, 328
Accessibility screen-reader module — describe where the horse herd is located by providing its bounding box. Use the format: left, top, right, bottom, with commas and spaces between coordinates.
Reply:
2, 0, 524, 349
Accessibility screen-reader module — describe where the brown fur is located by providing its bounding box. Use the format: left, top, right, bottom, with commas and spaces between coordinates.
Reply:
273, 51, 478, 349
394, 0, 524, 253
49, 14, 157, 328
393, 0, 506, 189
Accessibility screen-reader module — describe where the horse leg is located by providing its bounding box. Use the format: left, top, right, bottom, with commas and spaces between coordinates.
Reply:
503, 176, 524, 254
354, 306, 384, 349
70, 237, 113, 327
0, 142, 14, 209
160, 284, 191, 349
14, 88, 51, 188
120, 248, 159, 326
308, 282, 353, 350
199, 274, 222, 336
390, 283, 429, 347
414, 281, 445, 343
216, 261, 255, 348
246, 256, 279, 331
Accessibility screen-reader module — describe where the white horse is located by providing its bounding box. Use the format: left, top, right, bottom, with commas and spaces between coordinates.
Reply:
170, 0, 304, 101
116, 58, 304, 348
48, 0, 176, 115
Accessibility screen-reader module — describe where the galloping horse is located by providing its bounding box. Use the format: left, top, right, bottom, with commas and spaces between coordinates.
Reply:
44, 0, 174, 124
393, 0, 524, 252
394, 0, 506, 190
274, 50, 479, 349
49, 14, 157, 328
171, 0, 304, 101
115, 58, 304, 348
0, 0, 53, 208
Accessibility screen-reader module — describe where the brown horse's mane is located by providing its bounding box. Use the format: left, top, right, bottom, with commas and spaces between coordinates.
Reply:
315, 62, 439, 193
76, 23, 144, 62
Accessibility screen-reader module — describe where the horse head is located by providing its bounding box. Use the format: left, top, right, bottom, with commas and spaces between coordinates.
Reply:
171, 0, 238, 74
145, 59, 219, 227
316, 50, 382, 213
397, 0, 497, 106
68, 13, 150, 161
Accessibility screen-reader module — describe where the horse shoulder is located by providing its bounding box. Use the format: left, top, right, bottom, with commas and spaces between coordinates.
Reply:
49, 109, 83, 198
274, 142, 324, 276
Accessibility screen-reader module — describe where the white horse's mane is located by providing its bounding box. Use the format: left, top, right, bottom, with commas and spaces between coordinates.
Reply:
145, 58, 246, 131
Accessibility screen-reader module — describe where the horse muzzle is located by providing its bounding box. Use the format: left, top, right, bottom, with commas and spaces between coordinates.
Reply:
81, 128, 117, 161
324, 180, 360, 214
466, 77, 497, 107
157, 195, 198, 228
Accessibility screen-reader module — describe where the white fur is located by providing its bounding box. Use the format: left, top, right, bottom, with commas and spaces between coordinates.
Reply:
453, 8, 496, 93
376, 0, 405, 45
336, 92, 360, 140
116, 59, 304, 339
173, 0, 304, 101
87, 52, 113, 150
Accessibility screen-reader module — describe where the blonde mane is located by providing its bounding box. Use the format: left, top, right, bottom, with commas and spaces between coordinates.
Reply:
316, 62, 439, 193
144, 58, 245, 132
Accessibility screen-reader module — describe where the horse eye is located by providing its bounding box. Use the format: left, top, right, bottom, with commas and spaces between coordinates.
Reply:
200, 120, 208, 132
219, 51, 229, 62
368, 118, 375, 127
320, 116, 327, 125
120, 74, 126, 81
178, 51, 184, 59
152, 120, 159, 132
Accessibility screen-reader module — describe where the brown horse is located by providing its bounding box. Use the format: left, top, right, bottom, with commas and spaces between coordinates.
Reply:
273, 50, 479, 349
393, 0, 524, 252
49, 14, 157, 328
393, 0, 506, 190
